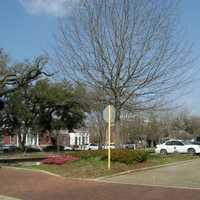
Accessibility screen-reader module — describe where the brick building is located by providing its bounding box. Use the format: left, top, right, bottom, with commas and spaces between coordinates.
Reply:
1, 130, 90, 147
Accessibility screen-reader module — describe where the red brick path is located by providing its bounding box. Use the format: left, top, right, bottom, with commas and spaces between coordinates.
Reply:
0, 168, 200, 200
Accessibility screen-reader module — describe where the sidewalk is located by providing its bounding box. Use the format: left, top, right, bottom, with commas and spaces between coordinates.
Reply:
100, 159, 200, 189
0, 195, 21, 200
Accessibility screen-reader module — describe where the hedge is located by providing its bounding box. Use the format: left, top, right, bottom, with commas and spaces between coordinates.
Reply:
109, 149, 148, 164
67, 149, 149, 165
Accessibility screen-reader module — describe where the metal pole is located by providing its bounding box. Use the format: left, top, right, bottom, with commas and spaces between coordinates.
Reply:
108, 105, 111, 170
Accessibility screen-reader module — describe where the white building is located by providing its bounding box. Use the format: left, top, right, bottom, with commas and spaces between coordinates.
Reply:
68, 131, 90, 146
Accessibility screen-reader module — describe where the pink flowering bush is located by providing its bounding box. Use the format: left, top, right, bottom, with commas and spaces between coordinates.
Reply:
42, 155, 80, 165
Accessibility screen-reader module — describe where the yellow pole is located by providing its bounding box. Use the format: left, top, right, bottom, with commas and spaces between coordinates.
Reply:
108, 105, 111, 170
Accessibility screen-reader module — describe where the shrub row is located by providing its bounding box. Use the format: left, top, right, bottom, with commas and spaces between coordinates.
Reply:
67, 149, 149, 165
110, 150, 149, 164
67, 150, 106, 159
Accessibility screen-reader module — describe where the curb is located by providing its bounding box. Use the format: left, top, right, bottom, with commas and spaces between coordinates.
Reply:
95, 179, 200, 191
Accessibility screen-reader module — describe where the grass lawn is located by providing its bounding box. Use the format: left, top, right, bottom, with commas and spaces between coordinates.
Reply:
23, 153, 200, 179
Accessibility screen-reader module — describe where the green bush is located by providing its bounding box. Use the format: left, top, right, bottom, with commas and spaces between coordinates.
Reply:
109, 149, 149, 164
133, 150, 149, 162
66, 149, 149, 165
67, 150, 107, 159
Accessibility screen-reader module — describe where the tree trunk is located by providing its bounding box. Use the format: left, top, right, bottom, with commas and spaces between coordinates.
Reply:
98, 111, 105, 149
98, 130, 103, 149
17, 129, 26, 152
50, 135, 57, 146
114, 107, 121, 146
56, 131, 60, 153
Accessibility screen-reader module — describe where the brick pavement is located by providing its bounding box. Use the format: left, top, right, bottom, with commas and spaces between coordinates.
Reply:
1, 167, 200, 200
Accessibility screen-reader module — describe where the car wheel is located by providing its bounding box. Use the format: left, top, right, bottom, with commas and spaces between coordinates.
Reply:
188, 148, 196, 155
160, 149, 167, 155
4, 149, 8, 153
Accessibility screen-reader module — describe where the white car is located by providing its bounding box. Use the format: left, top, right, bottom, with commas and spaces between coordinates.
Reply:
83, 143, 99, 150
64, 146, 73, 151
103, 143, 116, 149
121, 143, 136, 149
155, 140, 200, 154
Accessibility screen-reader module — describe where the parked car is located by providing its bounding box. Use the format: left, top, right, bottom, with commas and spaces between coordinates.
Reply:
6, 144, 18, 152
72, 145, 80, 150
103, 143, 116, 149
64, 146, 73, 151
155, 139, 200, 155
121, 143, 136, 149
83, 143, 99, 150
25, 145, 42, 152
43, 145, 64, 152
0, 144, 17, 153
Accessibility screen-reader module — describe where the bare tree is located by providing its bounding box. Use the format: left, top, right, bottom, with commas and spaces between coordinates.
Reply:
55, 0, 194, 143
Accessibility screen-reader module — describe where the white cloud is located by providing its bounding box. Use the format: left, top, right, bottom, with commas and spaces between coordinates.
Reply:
19, 0, 79, 17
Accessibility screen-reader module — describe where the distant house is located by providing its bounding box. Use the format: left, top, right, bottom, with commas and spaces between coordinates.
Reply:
2, 129, 90, 147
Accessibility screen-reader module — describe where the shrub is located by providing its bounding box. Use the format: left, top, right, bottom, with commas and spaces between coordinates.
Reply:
109, 150, 149, 164
42, 155, 80, 165
133, 150, 149, 162
67, 150, 107, 159
66, 149, 149, 165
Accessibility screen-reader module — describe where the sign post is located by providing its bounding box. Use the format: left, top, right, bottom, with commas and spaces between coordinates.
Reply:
0, 99, 4, 146
108, 105, 111, 169
103, 105, 115, 170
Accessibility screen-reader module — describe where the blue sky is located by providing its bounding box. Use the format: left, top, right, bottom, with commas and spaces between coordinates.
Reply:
0, 0, 58, 61
0, 0, 200, 115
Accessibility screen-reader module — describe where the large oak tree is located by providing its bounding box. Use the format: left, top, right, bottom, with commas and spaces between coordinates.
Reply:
55, 0, 194, 143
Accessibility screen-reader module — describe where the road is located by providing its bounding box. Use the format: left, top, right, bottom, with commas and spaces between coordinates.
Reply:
1, 160, 200, 200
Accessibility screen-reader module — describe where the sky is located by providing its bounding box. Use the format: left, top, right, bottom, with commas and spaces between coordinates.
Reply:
0, 0, 200, 115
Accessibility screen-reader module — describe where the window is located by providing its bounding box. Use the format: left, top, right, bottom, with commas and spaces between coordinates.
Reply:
75, 137, 78, 145
174, 141, 184, 146
165, 141, 173, 146
82, 136, 85, 145
166, 141, 184, 146
90, 144, 97, 146
79, 137, 81, 145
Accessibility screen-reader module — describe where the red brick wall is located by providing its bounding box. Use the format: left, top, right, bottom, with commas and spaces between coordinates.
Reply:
2, 134, 17, 145
58, 134, 70, 146
39, 133, 70, 146
2, 130, 71, 146
39, 133, 51, 146
2, 135, 10, 144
